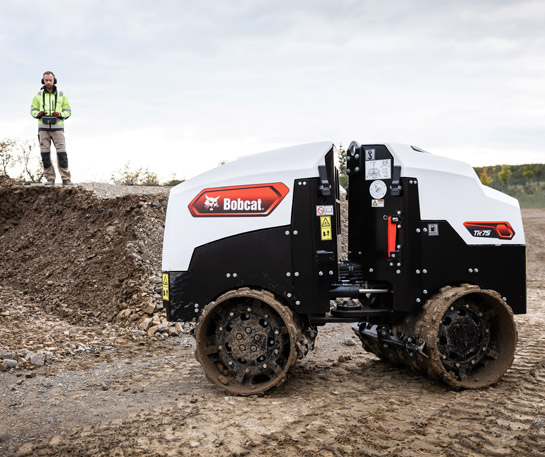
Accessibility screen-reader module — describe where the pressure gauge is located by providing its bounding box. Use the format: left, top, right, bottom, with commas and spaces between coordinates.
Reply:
369, 180, 387, 199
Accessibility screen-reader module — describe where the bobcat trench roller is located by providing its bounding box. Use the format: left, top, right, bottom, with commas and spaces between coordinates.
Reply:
162, 142, 525, 394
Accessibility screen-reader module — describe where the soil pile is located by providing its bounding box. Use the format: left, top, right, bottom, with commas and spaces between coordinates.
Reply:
0, 177, 167, 325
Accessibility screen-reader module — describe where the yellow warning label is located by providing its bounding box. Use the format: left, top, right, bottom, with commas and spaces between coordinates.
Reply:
320, 216, 332, 241
162, 273, 169, 301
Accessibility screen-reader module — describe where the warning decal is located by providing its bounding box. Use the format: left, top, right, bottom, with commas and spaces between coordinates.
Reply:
316, 205, 334, 216
162, 273, 169, 301
365, 159, 391, 180
320, 216, 332, 240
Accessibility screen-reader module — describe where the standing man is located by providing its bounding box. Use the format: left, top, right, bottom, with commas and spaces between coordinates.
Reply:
30, 71, 72, 186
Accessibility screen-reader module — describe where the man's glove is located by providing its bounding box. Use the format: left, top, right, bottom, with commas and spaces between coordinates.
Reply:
37, 111, 44, 118
54, 112, 62, 118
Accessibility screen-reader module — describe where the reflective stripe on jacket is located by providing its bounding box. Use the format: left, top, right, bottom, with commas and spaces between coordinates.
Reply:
30, 86, 72, 131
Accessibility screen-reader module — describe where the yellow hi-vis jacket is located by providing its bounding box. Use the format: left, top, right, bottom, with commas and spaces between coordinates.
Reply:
30, 87, 72, 131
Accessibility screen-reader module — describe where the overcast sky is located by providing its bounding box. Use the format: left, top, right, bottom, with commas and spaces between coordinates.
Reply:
2, 0, 544, 182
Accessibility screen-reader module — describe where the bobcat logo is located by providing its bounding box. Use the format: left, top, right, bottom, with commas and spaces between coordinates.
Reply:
204, 195, 220, 211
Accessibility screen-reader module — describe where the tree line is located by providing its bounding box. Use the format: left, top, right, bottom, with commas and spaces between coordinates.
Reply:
474, 164, 545, 187
0, 138, 184, 186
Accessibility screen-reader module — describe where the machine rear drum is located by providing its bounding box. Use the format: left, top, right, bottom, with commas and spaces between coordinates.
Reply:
359, 285, 518, 389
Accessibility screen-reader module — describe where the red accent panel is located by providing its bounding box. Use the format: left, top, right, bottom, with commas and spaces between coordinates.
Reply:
388, 216, 397, 258
188, 182, 289, 217
463, 221, 515, 240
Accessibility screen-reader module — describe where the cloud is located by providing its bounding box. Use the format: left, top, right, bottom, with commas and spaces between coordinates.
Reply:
2, 0, 543, 182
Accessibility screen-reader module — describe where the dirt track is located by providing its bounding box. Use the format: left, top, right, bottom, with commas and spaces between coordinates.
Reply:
0, 180, 544, 457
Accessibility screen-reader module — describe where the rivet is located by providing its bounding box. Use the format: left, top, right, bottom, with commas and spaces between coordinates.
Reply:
369, 268, 374, 273
295, 301, 301, 305
416, 228, 421, 233
423, 269, 428, 274
423, 228, 428, 233
226, 273, 231, 278
396, 270, 401, 274
468, 268, 473, 273
474, 268, 479, 273
416, 298, 421, 303
329, 271, 334, 275
285, 230, 290, 235
294, 272, 299, 277
423, 289, 428, 294
286, 272, 291, 277
233, 273, 238, 278
287, 293, 292, 298
318, 271, 324, 276
355, 167, 360, 172
416, 269, 421, 274
293, 230, 299, 235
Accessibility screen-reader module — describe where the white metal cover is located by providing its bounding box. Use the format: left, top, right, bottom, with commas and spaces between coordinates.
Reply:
385, 143, 525, 245
162, 142, 334, 271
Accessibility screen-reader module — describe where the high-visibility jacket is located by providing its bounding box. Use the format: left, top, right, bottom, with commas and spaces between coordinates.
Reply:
30, 86, 72, 131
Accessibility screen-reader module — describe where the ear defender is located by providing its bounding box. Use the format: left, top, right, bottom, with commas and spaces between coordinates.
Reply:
41, 74, 57, 84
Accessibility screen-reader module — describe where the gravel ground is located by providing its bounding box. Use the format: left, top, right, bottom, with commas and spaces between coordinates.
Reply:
0, 178, 543, 457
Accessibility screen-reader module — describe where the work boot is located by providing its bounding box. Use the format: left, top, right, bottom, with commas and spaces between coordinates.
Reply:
44, 179, 55, 186
62, 180, 73, 186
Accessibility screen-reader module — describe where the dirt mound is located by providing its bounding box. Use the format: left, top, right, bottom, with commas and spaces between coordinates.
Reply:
0, 177, 167, 325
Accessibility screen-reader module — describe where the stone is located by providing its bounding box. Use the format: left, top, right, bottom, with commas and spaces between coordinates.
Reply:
156, 323, 167, 333
138, 318, 153, 331
4, 359, 17, 368
117, 309, 131, 319
49, 435, 62, 446
15, 442, 33, 456
30, 352, 46, 367
147, 325, 159, 336
142, 303, 155, 315
0, 350, 16, 360
168, 327, 179, 337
